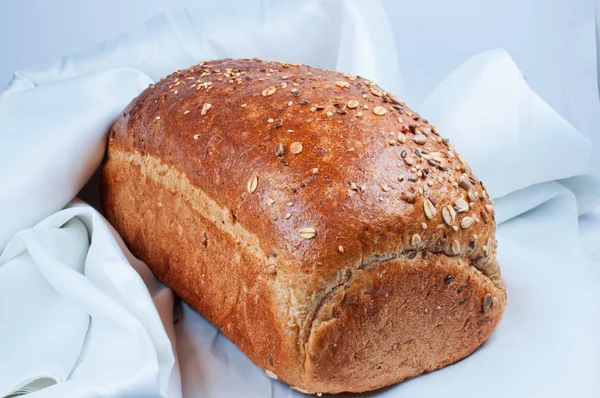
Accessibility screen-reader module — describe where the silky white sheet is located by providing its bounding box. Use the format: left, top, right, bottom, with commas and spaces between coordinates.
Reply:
0, 1, 598, 397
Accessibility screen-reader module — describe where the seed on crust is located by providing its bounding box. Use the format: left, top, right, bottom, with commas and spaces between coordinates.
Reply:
482, 293, 493, 312
370, 87, 383, 97
335, 81, 351, 88
413, 134, 427, 145
458, 174, 472, 191
442, 205, 456, 226
373, 106, 387, 116
201, 103, 212, 115
265, 370, 278, 380
262, 86, 277, 96
338, 246, 345, 253
468, 190, 478, 202
480, 210, 490, 224
299, 227, 316, 239
247, 175, 258, 193
347, 100, 359, 109
455, 198, 469, 213
274, 143, 285, 157
290, 142, 303, 155
461, 216, 475, 229
419, 126, 432, 136
423, 198, 437, 220
451, 240, 461, 255
411, 234, 421, 245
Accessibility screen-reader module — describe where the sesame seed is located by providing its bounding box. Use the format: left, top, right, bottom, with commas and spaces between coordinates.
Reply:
193, 134, 200, 140
381, 184, 390, 192
422, 222, 428, 229
267, 198, 275, 205
338, 246, 345, 253
241, 103, 247, 107
155, 116, 161, 120
347, 100, 359, 109
281, 82, 288, 89
247, 175, 258, 193
299, 228, 316, 239
262, 86, 277, 96
284, 213, 291, 219
398, 176, 404, 182
485, 204, 495, 214
326, 111, 333, 117
290, 142, 303, 155
312, 168, 319, 174
356, 112, 363, 117
184, 110, 190, 115
350, 182, 359, 191
373, 106, 387, 115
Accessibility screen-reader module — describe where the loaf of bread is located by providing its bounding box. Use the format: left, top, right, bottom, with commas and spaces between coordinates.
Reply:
101, 59, 506, 394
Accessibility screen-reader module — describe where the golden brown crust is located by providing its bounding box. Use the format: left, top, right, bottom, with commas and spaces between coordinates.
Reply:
102, 58, 506, 394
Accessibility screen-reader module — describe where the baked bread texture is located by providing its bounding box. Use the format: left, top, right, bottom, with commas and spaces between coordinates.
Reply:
101, 58, 506, 394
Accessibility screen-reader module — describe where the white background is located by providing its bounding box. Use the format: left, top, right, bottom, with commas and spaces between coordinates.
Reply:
1, 0, 598, 145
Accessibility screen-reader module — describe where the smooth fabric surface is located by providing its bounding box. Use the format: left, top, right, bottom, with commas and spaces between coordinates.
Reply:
0, 1, 598, 397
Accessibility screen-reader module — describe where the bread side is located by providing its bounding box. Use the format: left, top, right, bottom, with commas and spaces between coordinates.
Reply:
102, 58, 506, 394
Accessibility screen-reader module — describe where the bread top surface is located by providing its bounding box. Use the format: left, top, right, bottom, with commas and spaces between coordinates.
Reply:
110, 58, 504, 303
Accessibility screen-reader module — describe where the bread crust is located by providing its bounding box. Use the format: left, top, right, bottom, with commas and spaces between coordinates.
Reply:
101, 59, 506, 394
